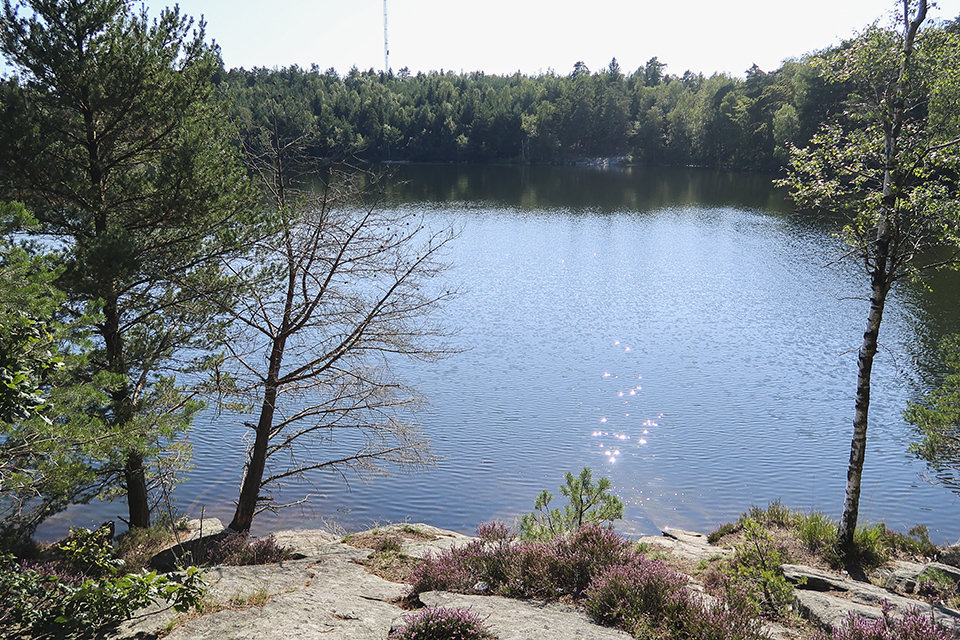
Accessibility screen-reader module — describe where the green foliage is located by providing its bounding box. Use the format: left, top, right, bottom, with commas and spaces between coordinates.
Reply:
518, 468, 624, 541
711, 519, 795, 619
215, 46, 859, 172
906, 335, 960, 491
0, 201, 62, 424
57, 526, 123, 578
796, 512, 838, 554
114, 523, 181, 573
0, 553, 205, 639
739, 499, 796, 528
851, 524, 889, 570
778, 0, 960, 561
0, 0, 256, 528
708, 522, 739, 544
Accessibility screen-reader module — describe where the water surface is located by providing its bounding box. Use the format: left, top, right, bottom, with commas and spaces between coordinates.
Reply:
40, 164, 960, 543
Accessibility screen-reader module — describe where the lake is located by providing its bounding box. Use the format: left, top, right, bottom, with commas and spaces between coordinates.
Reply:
39, 164, 960, 543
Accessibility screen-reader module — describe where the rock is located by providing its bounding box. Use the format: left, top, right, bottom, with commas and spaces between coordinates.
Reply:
874, 560, 960, 593
940, 545, 960, 569
793, 590, 885, 631
873, 560, 926, 592
181, 517, 224, 540
785, 564, 960, 632
149, 530, 232, 572
417, 591, 632, 640
636, 528, 730, 564
269, 528, 340, 557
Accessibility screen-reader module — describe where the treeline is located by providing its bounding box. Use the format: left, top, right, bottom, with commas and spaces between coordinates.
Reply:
218, 57, 850, 172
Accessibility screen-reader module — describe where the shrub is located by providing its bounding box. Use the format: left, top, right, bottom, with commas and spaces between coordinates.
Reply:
57, 525, 122, 578
0, 553, 205, 639
388, 606, 496, 640
583, 557, 688, 631
740, 500, 795, 528
852, 524, 889, 570
917, 567, 959, 606
206, 532, 292, 566
708, 522, 739, 544
822, 601, 953, 640
115, 522, 183, 572
411, 524, 633, 600
710, 518, 795, 619
518, 468, 623, 541
476, 521, 514, 544
681, 588, 769, 640
373, 535, 403, 554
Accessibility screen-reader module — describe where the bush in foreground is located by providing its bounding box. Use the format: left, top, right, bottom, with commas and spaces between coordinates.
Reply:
0, 552, 204, 639
388, 606, 496, 640
206, 532, 293, 566
822, 602, 953, 640
412, 522, 768, 640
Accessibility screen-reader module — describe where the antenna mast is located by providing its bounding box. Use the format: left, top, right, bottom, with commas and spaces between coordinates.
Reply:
383, 0, 389, 73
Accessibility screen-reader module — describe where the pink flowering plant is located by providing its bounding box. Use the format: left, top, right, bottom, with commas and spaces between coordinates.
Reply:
388, 606, 496, 640
821, 601, 954, 640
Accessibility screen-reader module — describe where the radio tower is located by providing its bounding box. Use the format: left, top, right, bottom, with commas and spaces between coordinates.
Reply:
383, 0, 389, 73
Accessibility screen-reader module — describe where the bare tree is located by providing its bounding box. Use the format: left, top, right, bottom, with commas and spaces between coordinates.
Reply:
212, 157, 454, 531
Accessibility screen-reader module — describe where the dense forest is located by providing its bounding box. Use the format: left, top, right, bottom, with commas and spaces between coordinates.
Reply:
215, 57, 844, 172
217, 11, 958, 172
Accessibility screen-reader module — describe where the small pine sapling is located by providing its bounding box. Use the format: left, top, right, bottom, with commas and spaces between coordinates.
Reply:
519, 468, 624, 541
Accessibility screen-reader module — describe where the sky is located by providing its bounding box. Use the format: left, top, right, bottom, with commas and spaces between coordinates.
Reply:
162, 0, 960, 78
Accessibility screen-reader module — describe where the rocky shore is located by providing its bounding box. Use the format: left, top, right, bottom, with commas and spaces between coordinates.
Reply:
113, 520, 960, 640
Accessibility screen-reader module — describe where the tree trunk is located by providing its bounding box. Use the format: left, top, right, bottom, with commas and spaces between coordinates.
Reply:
837, 240, 891, 562
124, 452, 151, 529
103, 294, 152, 529
229, 334, 286, 532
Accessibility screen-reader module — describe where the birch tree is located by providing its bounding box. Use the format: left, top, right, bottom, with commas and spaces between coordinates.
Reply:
779, 0, 960, 563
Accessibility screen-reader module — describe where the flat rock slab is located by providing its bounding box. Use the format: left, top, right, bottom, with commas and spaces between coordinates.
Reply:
417, 591, 633, 640
784, 564, 960, 633
122, 546, 408, 640
359, 522, 477, 559
636, 527, 730, 563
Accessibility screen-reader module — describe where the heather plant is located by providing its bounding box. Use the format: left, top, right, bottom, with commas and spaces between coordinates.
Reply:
583, 556, 688, 632
206, 532, 293, 566
680, 588, 769, 640
518, 468, 624, 541
388, 606, 497, 640
821, 601, 953, 640
411, 524, 633, 600
917, 567, 959, 606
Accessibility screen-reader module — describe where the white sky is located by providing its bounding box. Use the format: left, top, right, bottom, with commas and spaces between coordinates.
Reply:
165, 0, 960, 78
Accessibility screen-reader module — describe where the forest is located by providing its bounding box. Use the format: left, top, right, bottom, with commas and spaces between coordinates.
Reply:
216, 18, 954, 172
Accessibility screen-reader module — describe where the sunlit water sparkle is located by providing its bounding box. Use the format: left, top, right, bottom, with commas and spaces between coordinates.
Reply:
37, 165, 960, 544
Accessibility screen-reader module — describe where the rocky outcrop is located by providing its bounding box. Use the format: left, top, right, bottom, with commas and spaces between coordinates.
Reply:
783, 564, 960, 633
112, 524, 960, 640
636, 527, 731, 563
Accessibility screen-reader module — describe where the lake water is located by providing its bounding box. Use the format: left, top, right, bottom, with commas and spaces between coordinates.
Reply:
39, 164, 960, 543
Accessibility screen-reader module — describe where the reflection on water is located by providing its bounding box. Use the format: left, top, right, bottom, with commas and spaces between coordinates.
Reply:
37, 165, 960, 544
